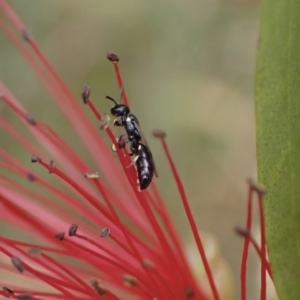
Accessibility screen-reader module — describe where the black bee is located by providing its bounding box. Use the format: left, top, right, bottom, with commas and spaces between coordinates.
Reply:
106, 95, 158, 190
106, 96, 141, 150
132, 143, 155, 190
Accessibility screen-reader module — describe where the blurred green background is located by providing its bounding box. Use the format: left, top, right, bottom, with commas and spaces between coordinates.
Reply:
1, 0, 261, 299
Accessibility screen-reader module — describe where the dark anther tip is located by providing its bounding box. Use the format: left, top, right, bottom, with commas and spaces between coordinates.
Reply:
235, 226, 250, 238
55, 232, 65, 241
26, 113, 36, 126
16, 292, 32, 300
11, 256, 25, 273
2, 286, 14, 296
100, 227, 110, 237
27, 172, 36, 182
91, 278, 106, 296
81, 85, 90, 104
152, 129, 166, 139
123, 274, 137, 287
22, 29, 31, 41
31, 154, 41, 163
99, 113, 110, 130
49, 160, 56, 169
184, 287, 195, 299
28, 247, 41, 257
69, 224, 78, 236
142, 259, 154, 269
246, 178, 267, 195
106, 52, 119, 63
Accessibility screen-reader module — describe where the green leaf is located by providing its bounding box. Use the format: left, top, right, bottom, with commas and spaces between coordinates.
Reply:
255, 1, 300, 299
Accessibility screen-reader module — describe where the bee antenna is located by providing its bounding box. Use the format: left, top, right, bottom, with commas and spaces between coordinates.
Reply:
106, 96, 118, 105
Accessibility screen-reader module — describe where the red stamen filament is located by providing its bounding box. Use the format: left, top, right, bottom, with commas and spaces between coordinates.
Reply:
104, 56, 209, 299
41, 253, 95, 295
2, 236, 148, 299
240, 185, 254, 300
112, 62, 129, 106
0, 246, 76, 298
246, 231, 272, 278
62, 238, 153, 298
115, 152, 191, 299
85, 98, 118, 146
36, 161, 156, 255
0, 2, 227, 297
0, 86, 158, 248
158, 136, 219, 300
240, 182, 268, 300
101, 59, 207, 299
258, 193, 267, 300
74, 233, 154, 297
38, 161, 113, 222
0, 8, 135, 205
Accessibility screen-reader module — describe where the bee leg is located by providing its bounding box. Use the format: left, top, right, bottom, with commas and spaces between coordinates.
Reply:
113, 119, 122, 127
112, 134, 130, 152
126, 155, 139, 168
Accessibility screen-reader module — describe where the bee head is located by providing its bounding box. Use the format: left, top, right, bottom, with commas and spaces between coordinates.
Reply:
111, 104, 130, 117
106, 96, 130, 117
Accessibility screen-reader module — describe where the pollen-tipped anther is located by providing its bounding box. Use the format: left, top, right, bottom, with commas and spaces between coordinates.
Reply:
81, 85, 90, 104
2, 286, 14, 296
0, 20, 233, 298
21, 29, 31, 41
152, 129, 167, 139
26, 172, 35, 182
247, 178, 267, 195
142, 259, 154, 269
30, 154, 41, 163
117, 134, 128, 149
84, 171, 101, 179
123, 274, 138, 287
107, 52, 119, 63
100, 227, 110, 237
111, 142, 117, 152
99, 113, 110, 130
69, 224, 78, 236
235, 226, 251, 238
55, 232, 65, 241
49, 160, 56, 174
49, 160, 56, 173
11, 256, 25, 273
28, 247, 41, 257
26, 113, 36, 125
91, 279, 106, 296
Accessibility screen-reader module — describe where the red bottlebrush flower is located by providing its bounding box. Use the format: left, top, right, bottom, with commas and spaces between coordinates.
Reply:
0, 1, 273, 300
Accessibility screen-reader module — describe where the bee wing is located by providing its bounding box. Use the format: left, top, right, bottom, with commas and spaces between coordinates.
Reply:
151, 153, 159, 178
133, 120, 158, 178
